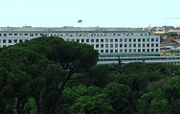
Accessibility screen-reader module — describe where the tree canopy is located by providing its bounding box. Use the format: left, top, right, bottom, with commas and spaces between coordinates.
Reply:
0, 36, 180, 114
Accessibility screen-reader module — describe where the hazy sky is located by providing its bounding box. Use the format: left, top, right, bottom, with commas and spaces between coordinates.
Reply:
1, 0, 180, 27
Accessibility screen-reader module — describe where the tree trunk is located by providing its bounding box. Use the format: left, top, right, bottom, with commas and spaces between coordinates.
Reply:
55, 71, 74, 114
17, 97, 21, 114
21, 101, 25, 114
35, 95, 43, 114
17, 97, 25, 114
55, 89, 63, 114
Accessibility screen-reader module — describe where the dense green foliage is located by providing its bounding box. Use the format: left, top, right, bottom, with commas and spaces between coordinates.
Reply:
0, 36, 180, 114
163, 32, 178, 37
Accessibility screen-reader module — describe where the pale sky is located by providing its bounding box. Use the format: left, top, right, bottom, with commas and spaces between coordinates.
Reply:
1, 0, 180, 27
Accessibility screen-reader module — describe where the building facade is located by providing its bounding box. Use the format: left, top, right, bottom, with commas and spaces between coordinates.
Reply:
0, 26, 160, 53
0, 26, 179, 64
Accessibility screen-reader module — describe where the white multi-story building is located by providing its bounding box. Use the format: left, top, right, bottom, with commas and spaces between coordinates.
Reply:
0, 26, 180, 64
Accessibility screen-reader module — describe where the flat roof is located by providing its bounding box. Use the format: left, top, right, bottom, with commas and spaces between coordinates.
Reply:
0, 26, 148, 32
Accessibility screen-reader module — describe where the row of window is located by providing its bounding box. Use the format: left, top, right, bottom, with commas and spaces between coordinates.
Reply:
99, 58, 180, 61
72, 33, 149, 37
0, 33, 43, 37
0, 39, 28, 43
0, 32, 150, 37
92, 43, 159, 48
67, 37, 159, 43
97, 49, 159, 53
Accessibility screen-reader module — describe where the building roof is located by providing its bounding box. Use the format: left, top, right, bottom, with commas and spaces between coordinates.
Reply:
0, 26, 148, 32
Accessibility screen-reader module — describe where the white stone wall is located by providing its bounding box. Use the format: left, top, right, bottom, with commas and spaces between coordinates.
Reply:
0, 32, 160, 54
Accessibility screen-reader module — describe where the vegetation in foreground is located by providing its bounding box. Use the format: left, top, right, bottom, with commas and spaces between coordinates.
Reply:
0, 36, 180, 114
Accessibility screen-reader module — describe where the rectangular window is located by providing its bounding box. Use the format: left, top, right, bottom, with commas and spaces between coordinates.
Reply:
110, 44, 113, 48
91, 39, 94, 42
105, 44, 108, 48
30, 34, 34, 37
138, 44, 141, 47
101, 44, 104, 48
110, 39, 113, 42
151, 44, 154, 47
3, 39, 6, 43
105, 39, 108, 42
124, 44, 127, 47
129, 39, 132, 42
96, 44, 99, 48
156, 38, 159, 42
119, 44, 122, 47
14, 39, 17, 43
96, 39, 99, 42
81, 39, 84, 42
129, 44, 132, 47
156, 44, 159, 47
19, 39, 23, 43
115, 50, 118, 52
133, 44, 136, 47
143, 44, 145, 47
8, 40, 12, 43
151, 38, 154, 42
124, 39, 127, 42
138, 38, 141, 42
101, 39, 104, 42
3, 34, 7, 36
142, 39, 145, 42
119, 39, 123, 42
105, 50, 108, 53
115, 39, 118, 42
133, 49, 136, 52
133, 39, 136, 42
110, 50, 113, 53
76, 39, 79, 42
86, 39, 89, 42
115, 44, 118, 48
